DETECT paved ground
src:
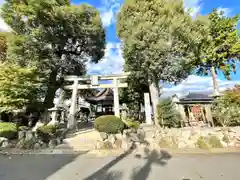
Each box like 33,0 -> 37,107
1,149 -> 240,180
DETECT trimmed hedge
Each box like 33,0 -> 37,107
94,115 -> 125,134
36,124 -> 58,142
0,122 -> 17,139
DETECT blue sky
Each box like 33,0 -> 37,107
0,0 -> 240,97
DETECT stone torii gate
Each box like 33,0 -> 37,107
64,73 -> 130,129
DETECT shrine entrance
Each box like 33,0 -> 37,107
63,73 -> 129,129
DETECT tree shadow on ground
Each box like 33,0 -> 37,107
84,147 -> 134,180
131,148 -> 172,180
84,145 -> 172,180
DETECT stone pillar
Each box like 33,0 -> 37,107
113,78 -> 120,117
178,104 -> 187,127
50,110 -> 58,125
205,104 -> 214,127
144,93 -> 152,125
68,79 -> 78,129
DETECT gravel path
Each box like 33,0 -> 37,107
1,149 -> 240,180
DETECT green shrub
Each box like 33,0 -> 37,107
196,136 -> 210,149
208,136 -> 223,148
36,124 -> 58,142
0,122 -> 17,139
124,119 -> 140,129
94,115 -> 125,134
157,98 -> 182,128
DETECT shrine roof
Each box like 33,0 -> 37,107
85,88 -> 113,104
178,93 -> 213,104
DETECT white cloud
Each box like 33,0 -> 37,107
184,0 -> 203,17
162,75 -> 240,98
87,42 -> 124,75
217,7 -> 232,17
99,0 -> 122,27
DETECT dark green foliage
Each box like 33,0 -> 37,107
0,122 -> 17,139
36,124 -> 58,142
0,63 -> 41,112
212,87 -> 240,127
196,9 -> 240,79
208,136 -> 223,148
157,98 -> 181,128
1,0 -> 106,109
94,115 -> 125,134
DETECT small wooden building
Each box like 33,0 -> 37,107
173,93 -> 215,127
86,89 -> 114,117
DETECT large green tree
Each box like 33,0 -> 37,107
196,9 -> 240,95
1,0 -> 106,108
117,0 -> 205,124
0,63 -> 41,112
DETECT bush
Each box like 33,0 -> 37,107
157,98 -> 181,128
208,136 -> 223,148
94,115 -> 125,134
124,118 -> 140,130
36,124 -> 58,142
0,122 -> 17,139
196,136 -> 210,149
212,87 -> 240,127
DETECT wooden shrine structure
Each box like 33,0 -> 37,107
85,88 -> 114,117
173,93 -> 215,127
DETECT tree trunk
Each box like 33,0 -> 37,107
149,78 -> 160,126
43,69 -> 59,109
210,66 -> 220,96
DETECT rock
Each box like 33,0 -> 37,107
178,140 -> 188,149
1,140 -> 9,148
121,137 -> 132,150
95,140 -> 113,150
220,141 -> 228,148
99,132 -> 108,141
95,140 -> 104,149
41,143 -> 48,149
18,131 -> 26,140
113,139 -> 122,149
25,131 -> 35,141
181,130 -> 191,140
186,140 -> 196,148
108,134 -> 116,145
0,137 -> 8,146
137,128 -> 145,142
227,141 -> 235,148
56,137 -> 61,145
49,139 -> 58,149
15,139 -> 25,149
34,143 -> 41,149
115,133 -> 123,140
